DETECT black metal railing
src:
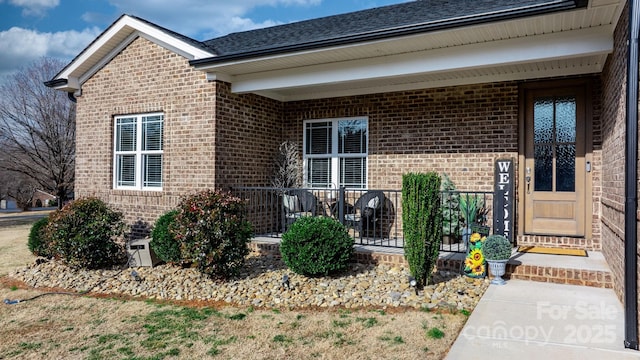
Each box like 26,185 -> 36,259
233,187 -> 402,248
233,187 -> 493,253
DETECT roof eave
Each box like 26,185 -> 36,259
43,78 -> 68,89
46,14 -> 214,91
191,0 -> 586,68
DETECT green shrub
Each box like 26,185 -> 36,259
460,194 -> 484,228
173,189 -> 253,279
402,172 -> 442,286
440,174 -> 460,237
482,235 -> 512,260
280,216 -> 353,276
150,210 -> 181,264
45,197 -> 126,269
28,217 -> 51,257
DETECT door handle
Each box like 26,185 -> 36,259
526,167 -> 531,194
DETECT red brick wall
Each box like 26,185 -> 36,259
600,2 -> 629,305
283,83 -> 519,192
213,82 -> 283,189
76,37 -> 217,234
76,37 -> 284,236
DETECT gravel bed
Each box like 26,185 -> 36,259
9,255 -> 489,310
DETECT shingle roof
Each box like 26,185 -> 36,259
201,0 -> 586,58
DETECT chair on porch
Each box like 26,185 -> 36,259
344,190 -> 386,237
282,189 -> 319,228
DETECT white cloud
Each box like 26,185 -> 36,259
9,0 -> 59,17
0,0 -> 324,83
106,0 -> 322,38
0,26 -> 101,79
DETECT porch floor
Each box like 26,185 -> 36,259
250,237 -> 614,288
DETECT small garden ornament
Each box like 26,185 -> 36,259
463,233 -> 487,278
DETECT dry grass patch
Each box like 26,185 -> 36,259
0,224 -> 36,276
0,284 -> 467,359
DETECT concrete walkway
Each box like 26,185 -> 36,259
447,279 -> 640,359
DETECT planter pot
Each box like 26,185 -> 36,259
461,227 -> 472,245
443,235 -> 459,245
486,259 -> 509,285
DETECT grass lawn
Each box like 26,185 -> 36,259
0,220 -> 470,359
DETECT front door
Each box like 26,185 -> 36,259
523,85 -> 588,236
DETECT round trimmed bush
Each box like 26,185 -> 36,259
482,234 -> 512,260
28,217 -> 51,257
280,216 -> 354,276
173,189 -> 253,279
150,210 -> 181,264
45,197 -> 126,269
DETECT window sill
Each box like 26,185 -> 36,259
111,189 -> 163,197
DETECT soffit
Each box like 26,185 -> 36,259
197,0 -> 622,101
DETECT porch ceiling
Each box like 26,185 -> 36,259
196,0 -> 622,102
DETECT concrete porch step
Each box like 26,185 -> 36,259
437,250 -> 613,288
353,245 -> 614,289
505,250 -> 613,288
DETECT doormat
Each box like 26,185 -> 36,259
517,246 -> 588,257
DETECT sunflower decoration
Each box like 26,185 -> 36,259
463,233 -> 487,278
469,232 -> 487,244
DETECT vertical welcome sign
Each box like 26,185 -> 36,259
493,158 -> 514,243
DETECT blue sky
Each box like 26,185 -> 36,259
0,0 -> 411,81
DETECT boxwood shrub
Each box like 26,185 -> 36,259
482,234 -> 512,260
150,209 -> 181,264
280,216 -> 353,276
45,197 -> 126,269
173,189 -> 253,279
28,217 -> 51,258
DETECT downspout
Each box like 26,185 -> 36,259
67,91 -> 77,103
625,0 -> 640,351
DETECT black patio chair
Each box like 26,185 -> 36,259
344,190 -> 385,237
282,189 -> 319,228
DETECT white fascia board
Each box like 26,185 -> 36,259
56,15 -> 213,85
229,25 -> 612,94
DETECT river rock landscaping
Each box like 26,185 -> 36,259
9,255 -> 489,311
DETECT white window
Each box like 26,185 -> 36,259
114,113 -> 164,190
303,117 -> 368,189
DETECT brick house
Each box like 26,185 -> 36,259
45,0 -> 640,347
32,189 -> 56,208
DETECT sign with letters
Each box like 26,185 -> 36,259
493,158 -> 514,243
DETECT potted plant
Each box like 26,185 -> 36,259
459,194 -> 484,243
482,234 -> 512,285
441,174 -> 460,244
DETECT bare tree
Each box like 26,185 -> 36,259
8,173 -> 36,210
271,141 -> 301,188
0,57 -> 75,208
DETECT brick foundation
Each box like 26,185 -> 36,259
249,241 -> 613,288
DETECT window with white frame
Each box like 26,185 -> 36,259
303,117 -> 368,189
114,113 -> 164,190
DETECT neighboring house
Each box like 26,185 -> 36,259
45,0 -> 639,346
0,197 -> 17,210
31,189 -> 56,208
